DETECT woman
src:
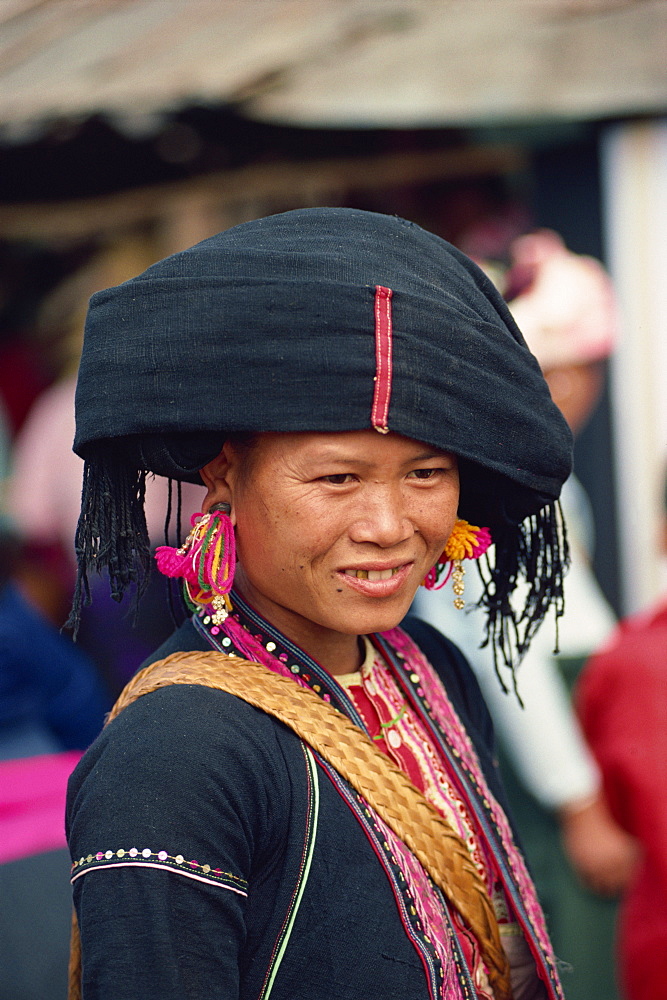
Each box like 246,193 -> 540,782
66,208 -> 572,1000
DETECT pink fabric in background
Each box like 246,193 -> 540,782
0,751 -> 81,864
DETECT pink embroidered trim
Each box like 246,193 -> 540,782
384,627 -> 558,969
371,285 -> 393,433
371,812 -> 462,997
364,654 -> 490,886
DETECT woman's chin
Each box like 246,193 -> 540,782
333,592 -> 418,637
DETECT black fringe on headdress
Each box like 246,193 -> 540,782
475,501 -> 570,698
164,478 -> 188,628
66,449 -> 151,636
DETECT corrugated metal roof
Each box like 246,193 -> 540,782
0,0 -> 665,129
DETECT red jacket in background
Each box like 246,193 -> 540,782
577,600 -> 667,1000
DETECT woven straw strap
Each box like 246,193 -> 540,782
69,650 -> 511,1000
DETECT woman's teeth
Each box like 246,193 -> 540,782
345,568 -> 399,581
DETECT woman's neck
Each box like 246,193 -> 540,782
230,585 -> 364,676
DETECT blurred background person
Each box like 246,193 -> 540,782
0,393 -> 109,1000
6,239 -> 205,697
576,468 -> 667,1000
414,229 -> 637,1000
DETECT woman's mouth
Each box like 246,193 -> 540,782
343,568 -> 400,581
338,563 -> 413,596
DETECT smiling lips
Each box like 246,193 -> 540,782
338,563 -> 413,597
344,567 -> 401,581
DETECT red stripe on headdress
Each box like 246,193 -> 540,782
371,285 -> 393,433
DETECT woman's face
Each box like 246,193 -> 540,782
201,430 -> 459,665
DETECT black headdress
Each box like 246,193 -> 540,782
70,208 -> 572,678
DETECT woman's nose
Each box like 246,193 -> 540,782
348,488 -> 414,547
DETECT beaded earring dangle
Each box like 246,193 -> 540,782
422,519 -> 492,609
155,502 -> 236,622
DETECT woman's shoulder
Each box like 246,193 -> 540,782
119,677 -> 286,736
88,618 -> 299,793
66,681 -> 298,850
74,681 -> 294,785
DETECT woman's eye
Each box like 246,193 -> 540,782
321,473 -> 354,485
408,468 -> 439,480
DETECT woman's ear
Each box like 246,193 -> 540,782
199,445 -> 234,514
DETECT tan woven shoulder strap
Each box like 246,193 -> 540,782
70,651 -> 511,1000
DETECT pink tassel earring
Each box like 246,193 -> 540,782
155,502 -> 236,621
423,519 -> 492,608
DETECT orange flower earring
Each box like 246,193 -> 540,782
422,519 -> 492,608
